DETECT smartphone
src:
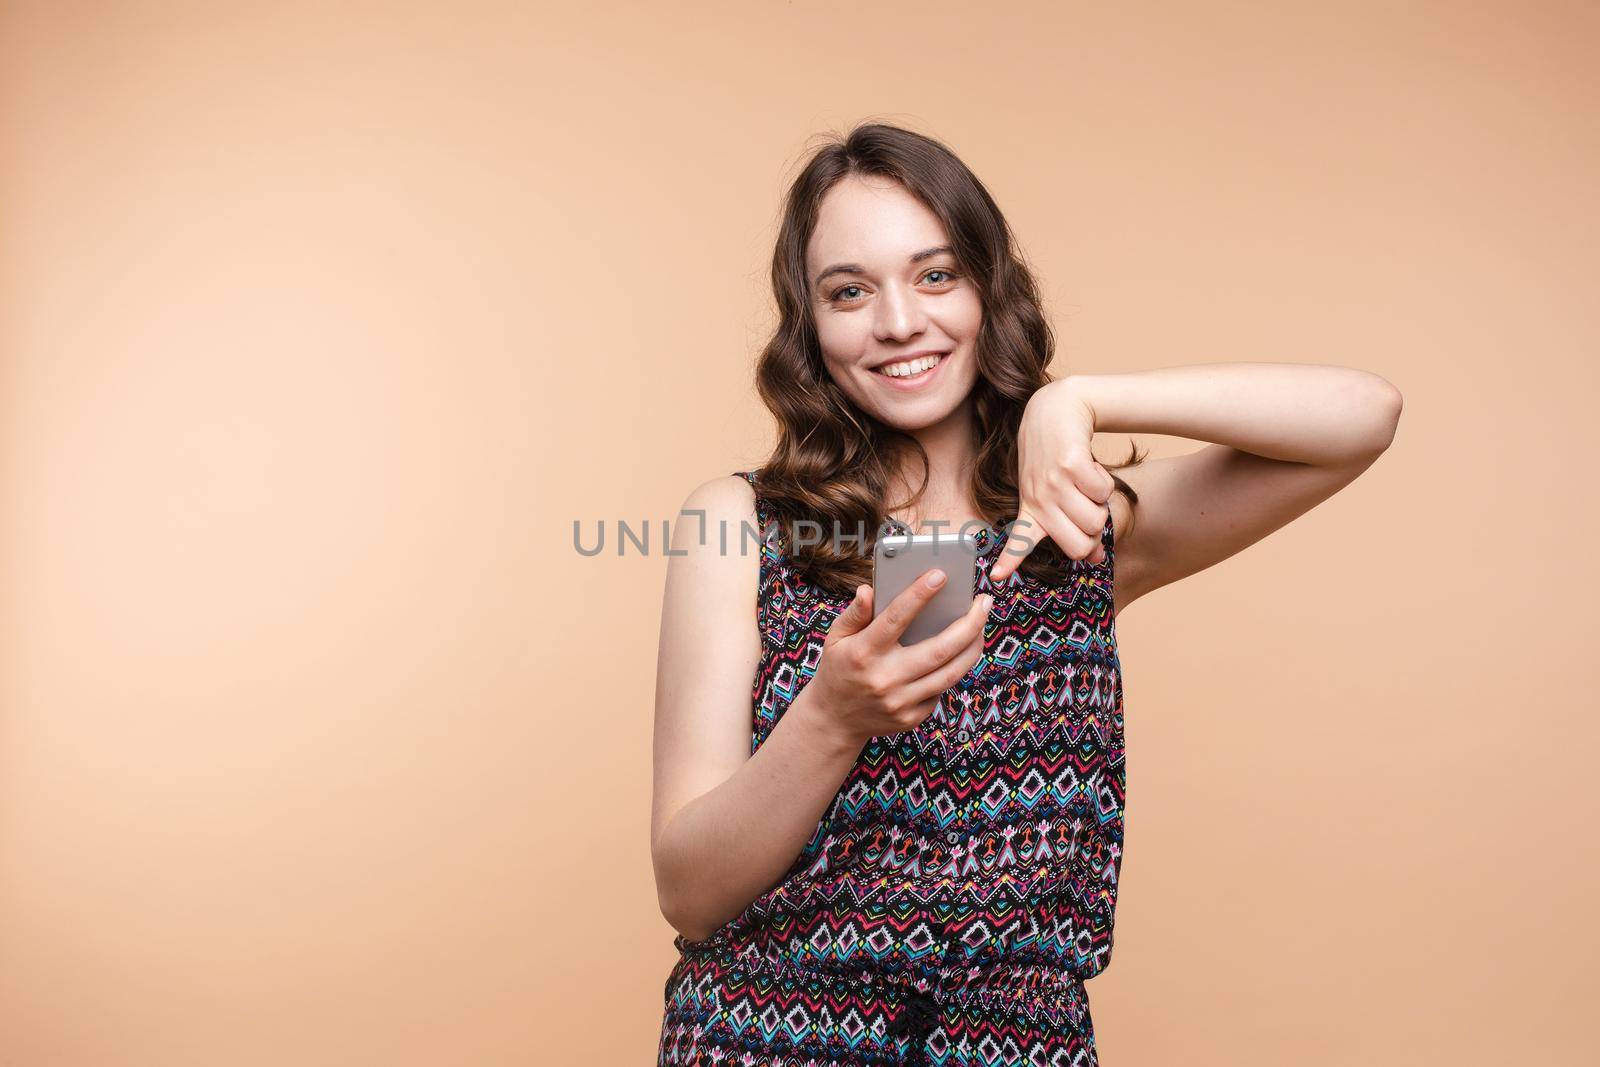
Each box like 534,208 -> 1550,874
872,530 -> 981,646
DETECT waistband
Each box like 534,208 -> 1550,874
670,934 -> 1093,1033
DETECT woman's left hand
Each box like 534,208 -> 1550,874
989,379 -> 1116,583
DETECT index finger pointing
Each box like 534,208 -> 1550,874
988,510 -> 1040,584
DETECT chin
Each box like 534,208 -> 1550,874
868,395 -> 965,432
865,371 -> 975,427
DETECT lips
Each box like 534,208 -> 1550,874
871,350 -> 950,391
871,350 -> 950,375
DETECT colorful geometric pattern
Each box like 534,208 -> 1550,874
659,470 -> 1126,1066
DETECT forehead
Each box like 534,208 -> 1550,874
806,175 -> 950,271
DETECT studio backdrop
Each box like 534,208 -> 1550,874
1,2 -> 1595,1065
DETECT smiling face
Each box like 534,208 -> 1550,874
805,174 -> 983,434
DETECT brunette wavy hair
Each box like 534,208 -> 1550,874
750,121 -> 1146,597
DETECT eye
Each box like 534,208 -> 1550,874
827,269 -> 960,304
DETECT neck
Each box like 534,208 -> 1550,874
887,400 -> 979,527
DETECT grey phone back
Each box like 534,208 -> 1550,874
871,531 -> 980,646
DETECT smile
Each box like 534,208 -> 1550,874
872,352 -> 948,389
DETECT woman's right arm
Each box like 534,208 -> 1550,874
649,474 -> 864,943
650,474 -> 991,943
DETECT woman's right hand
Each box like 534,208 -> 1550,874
799,568 -> 993,748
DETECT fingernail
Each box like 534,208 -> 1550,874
926,570 -> 946,588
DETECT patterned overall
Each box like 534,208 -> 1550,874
658,469 -> 1126,1067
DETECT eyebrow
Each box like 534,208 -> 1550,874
813,245 -> 955,290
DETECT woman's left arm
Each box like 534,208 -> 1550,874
993,362 -> 1404,611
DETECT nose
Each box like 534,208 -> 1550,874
872,282 -> 929,343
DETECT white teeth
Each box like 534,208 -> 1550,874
876,353 -> 944,378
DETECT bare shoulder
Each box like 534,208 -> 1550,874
681,471 -> 755,511
661,473 -> 764,625
670,473 -> 761,559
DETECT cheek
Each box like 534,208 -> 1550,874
815,326 -> 869,376
945,292 -> 984,337
814,317 -> 866,359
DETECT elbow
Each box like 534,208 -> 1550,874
657,884 -> 717,944
1379,378 -> 1404,430
653,843 -> 710,944
1356,376 -> 1404,457
655,854 -> 733,944
652,804 -> 741,944
664,910 -> 716,946
653,849 -> 685,935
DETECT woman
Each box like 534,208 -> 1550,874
651,123 -> 1402,1067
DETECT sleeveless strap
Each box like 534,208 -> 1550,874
732,469 -> 785,552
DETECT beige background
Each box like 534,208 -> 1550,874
2,1 -> 1596,1064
